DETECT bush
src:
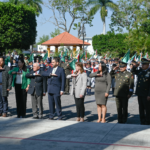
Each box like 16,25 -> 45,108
0,2 -> 37,51
92,32 -> 128,57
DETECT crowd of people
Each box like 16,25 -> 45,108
0,51 -> 150,125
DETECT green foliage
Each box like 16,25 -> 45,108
50,28 -> 61,38
0,2 -> 37,51
37,35 -> 50,45
8,0 -> 43,16
92,32 -> 128,57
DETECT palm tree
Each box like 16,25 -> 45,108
87,0 -> 118,35
23,0 -> 43,16
7,0 -> 43,16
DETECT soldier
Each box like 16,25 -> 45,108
131,58 -> 150,125
110,61 -> 134,123
60,56 -> 72,94
24,56 -> 29,66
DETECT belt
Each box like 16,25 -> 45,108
0,83 -> 2,85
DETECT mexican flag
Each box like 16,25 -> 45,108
43,52 -> 48,61
61,51 -> 68,62
122,50 -> 130,63
137,53 -> 142,61
28,53 -> 34,62
130,53 -> 137,61
69,59 -> 77,70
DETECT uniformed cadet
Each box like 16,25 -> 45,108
28,61 -> 33,72
131,58 -> 150,125
110,61 -> 134,123
60,56 -> 72,94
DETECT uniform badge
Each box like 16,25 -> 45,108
145,72 -> 150,78
125,75 -> 129,78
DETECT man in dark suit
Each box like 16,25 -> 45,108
27,61 -> 33,72
0,55 -> 12,117
40,60 -> 46,71
26,63 -> 47,119
42,57 -> 65,120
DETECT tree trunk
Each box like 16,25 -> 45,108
102,17 -> 106,35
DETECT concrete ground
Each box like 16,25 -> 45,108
0,118 -> 150,150
0,87 -> 147,150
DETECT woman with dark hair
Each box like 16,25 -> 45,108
9,59 -> 30,118
89,61 -> 111,123
67,62 -> 87,122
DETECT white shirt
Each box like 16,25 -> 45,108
16,70 -> 22,84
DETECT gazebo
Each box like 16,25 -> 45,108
41,32 -> 90,57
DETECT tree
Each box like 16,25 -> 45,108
50,28 -> 61,38
7,0 -> 43,16
23,0 -> 43,16
37,35 -> 50,45
92,32 -> 128,57
110,0 -> 150,53
87,0 -> 118,35
44,0 -> 93,37
0,2 -> 37,50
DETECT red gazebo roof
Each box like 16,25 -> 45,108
41,32 -> 90,46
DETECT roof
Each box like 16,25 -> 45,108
41,32 -> 91,46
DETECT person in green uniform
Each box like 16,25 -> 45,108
110,61 -> 134,123
131,58 -> 150,125
60,56 -> 72,94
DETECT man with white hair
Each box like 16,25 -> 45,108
26,63 -> 47,119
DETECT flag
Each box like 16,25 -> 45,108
69,59 -> 77,70
43,52 -> 48,61
28,53 -> 34,62
137,53 -> 142,61
122,50 -> 130,63
130,53 -> 137,61
77,53 -> 80,62
144,52 -> 149,59
80,52 -> 85,62
61,51 -> 68,62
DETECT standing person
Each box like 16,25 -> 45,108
67,62 -> 87,122
28,61 -> 33,72
8,59 -> 30,118
0,56 -> 12,117
11,59 -> 17,70
131,58 -> 150,125
60,56 -> 72,94
24,56 -> 29,66
89,61 -> 111,123
110,61 -> 134,123
42,58 -> 65,120
26,63 -> 47,119
85,63 -> 93,96
40,60 -> 46,71
14,51 -> 19,63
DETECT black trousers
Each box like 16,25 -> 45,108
15,84 -> 27,118
74,96 -> 85,118
138,96 -> 150,125
115,96 -> 128,123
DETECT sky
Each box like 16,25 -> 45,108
36,0 -> 123,43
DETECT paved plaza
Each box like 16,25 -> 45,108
0,87 -> 148,150
7,87 -> 140,124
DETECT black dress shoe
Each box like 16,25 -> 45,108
49,118 -> 53,120
57,118 -> 62,120
33,117 -> 39,119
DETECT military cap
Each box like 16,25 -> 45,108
131,60 -> 138,64
25,56 -> 27,58
114,58 -> 119,61
112,64 -> 117,67
119,61 -> 127,67
141,58 -> 150,64
65,56 -> 69,59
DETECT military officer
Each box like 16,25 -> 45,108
60,56 -> 72,94
110,61 -> 134,123
131,58 -> 150,125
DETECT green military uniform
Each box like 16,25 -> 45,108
110,61 -> 134,123
60,57 -> 72,93
131,58 -> 150,125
